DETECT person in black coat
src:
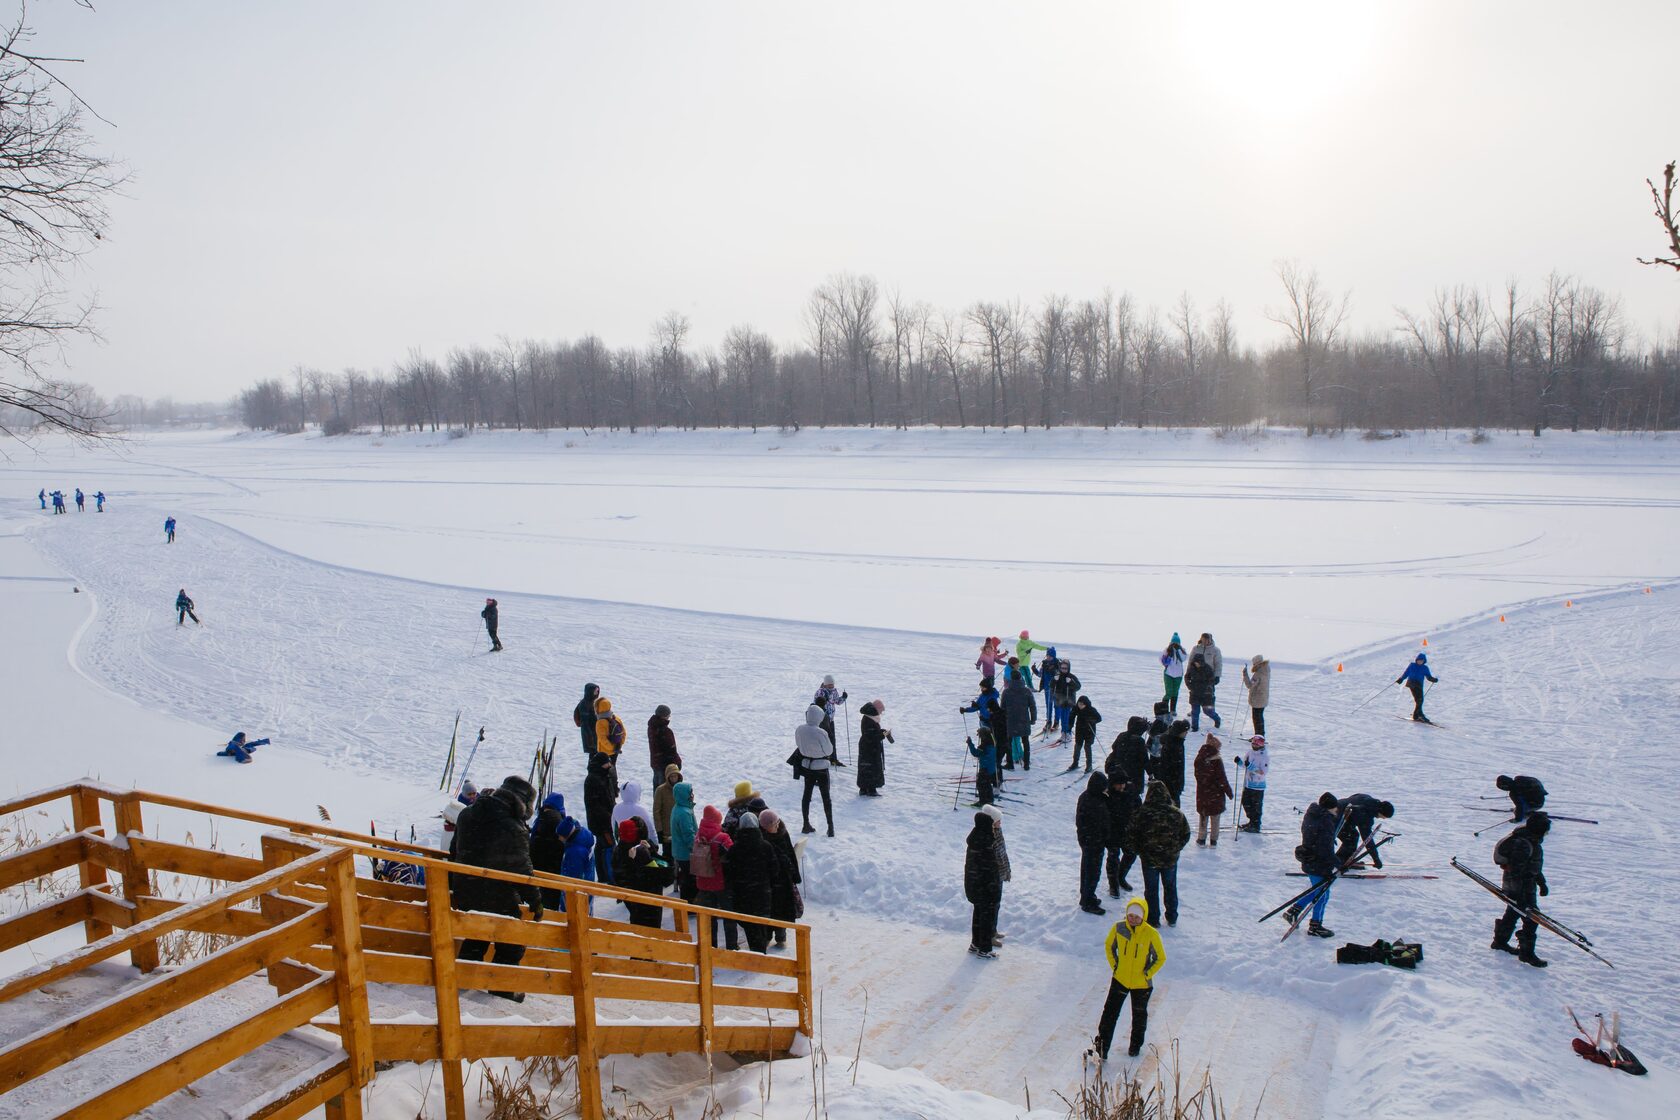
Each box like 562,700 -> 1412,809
1068,697 -> 1103,773
1185,653 -> 1220,732
1104,772 -> 1140,897
452,775 -> 543,996
574,683 -> 601,754
1333,794 -> 1395,866
1075,773 -> 1110,914
1148,720 -> 1189,806
1495,774 -> 1547,822
1000,673 -> 1038,771
760,809 -> 802,948
480,597 -> 503,652
1492,812 -> 1551,967
1104,716 -> 1150,791
725,812 -> 776,953
1283,792 -> 1340,938
612,819 -> 674,928
583,752 -> 619,884
856,701 -> 892,795
964,806 -> 1005,957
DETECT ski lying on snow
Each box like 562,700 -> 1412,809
1286,872 -> 1438,880
1393,716 -> 1446,729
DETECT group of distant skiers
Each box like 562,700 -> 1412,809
37,487 -> 105,514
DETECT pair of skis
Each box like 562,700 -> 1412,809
437,712 -> 486,798
1448,858 -> 1612,968
1567,1007 -> 1646,1075
528,730 -> 557,798
1260,829 -> 1397,942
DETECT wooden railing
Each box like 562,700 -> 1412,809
0,781 -> 814,1120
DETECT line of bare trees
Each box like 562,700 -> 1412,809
236,266 -> 1680,438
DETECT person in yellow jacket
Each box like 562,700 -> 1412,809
1089,896 -> 1166,1062
594,697 -> 627,757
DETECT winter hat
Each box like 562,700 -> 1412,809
458,780 -> 479,804
595,697 -> 612,713
1249,735 -> 1266,748
701,805 -> 723,827
1170,632 -> 1181,644
822,674 -> 836,687
738,812 -> 761,831
618,819 -> 640,843
980,675 -> 995,689
1495,775 -> 1514,790
1317,792 -> 1339,810
734,780 -> 757,801
1047,646 -> 1058,659
486,597 -> 496,605
654,704 -> 671,719
1524,812 -> 1551,837
541,791 -> 566,815
442,802 -> 463,826
499,775 -> 538,818
1153,700 -> 1169,716
871,699 -> 885,714
1125,899 -> 1146,921
759,809 -> 782,833
1020,630 -> 1030,639
978,804 -> 1003,824
1172,719 -> 1191,734
1252,654 -> 1265,667
1377,801 -> 1395,817
1203,733 -> 1221,749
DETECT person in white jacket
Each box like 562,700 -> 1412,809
1159,634 -> 1188,713
1191,634 -> 1223,684
611,781 -> 658,846
795,704 -> 835,836
1241,655 -> 1271,737
1235,736 -> 1269,833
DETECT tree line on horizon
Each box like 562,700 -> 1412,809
231,265 -> 1679,439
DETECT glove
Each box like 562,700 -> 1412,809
965,736 -> 974,747
1539,881 -> 1548,897
530,903 -> 545,922
841,691 -> 848,700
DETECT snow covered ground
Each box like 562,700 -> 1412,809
2,427 -> 1676,1119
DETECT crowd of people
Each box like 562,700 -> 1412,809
36,487 -> 106,514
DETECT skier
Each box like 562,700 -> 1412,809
1128,781 -> 1190,928
452,775 -> 543,997
1034,647 -> 1060,733
1235,735 -> 1269,832
814,675 -> 847,749
1067,695 -> 1102,773
1191,633 -> 1223,684
959,676 -> 1003,750
1396,653 -> 1438,722
164,515 -> 176,543
74,488 -> 84,511
1185,652 -> 1221,732
724,812 -> 775,953
669,781 -> 697,900
175,588 -> 200,626
690,806 -> 738,950
1104,716 -> 1149,792
651,764 -> 683,864
966,728 -> 999,806
1193,734 -> 1234,845
610,780 -> 658,848
1105,772 -> 1140,897
760,809 -> 802,949
855,700 -> 891,795
1015,628 -> 1049,671
612,819 -> 672,929
1076,773 -> 1111,914
964,804 -> 1006,958
37,488 -> 44,509
1282,792 -> 1341,938
480,597 -> 503,652
1491,812 -> 1552,967
795,704 -> 835,835
583,752 -> 619,884
573,684 -> 601,754
530,792 -> 569,909
1495,774 -> 1548,822
593,696 -> 627,758
1148,719 -> 1189,806
1333,794 -> 1395,867
95,491 -> 105,512
1089,898 -> 1166,1062
1000,671 -> 1037,771
975,636 -> 1006,679
1159,634 -> 1187,713
646,705 -> 682,790
1241,654 -> 1270,737
1051,659 -> 1082,744
217,731 -> 270,763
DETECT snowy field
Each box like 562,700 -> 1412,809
2,426 -> 1677,1119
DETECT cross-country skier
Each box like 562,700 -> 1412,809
1495,774 -> 1548,822
1128,781 -> 1190,928
967,728 -> 1000,806
856,700 -> 891,795
795,704 -> 835,834
37,488 -> 44,509
1334,794 -> 1395,867
164,515 -> 176,542
1282,792 -> 1341,938
480,597 -> 503,652
74,488 -> 84,511
1234,735 -> 1269,832
1491,812 -> 1552,967
1160,634 -> 1187,713
1193,734 -> 1233,845
1034,647 -> 1060,733
94,491 -> 105,512
1185,652 -> 1221,732
960,676 -> 1002,744
574,684 -> 601,754
1241,654 -> 1270,736
1000,671 -> 1037,772
1051,659 -> 1082,744
815,675 -> 847,748
1068,696 -> 1102,773
1396,654 -> 1438,722
646,705 -> 682,790
965,804 -> 1007,958
175,588 -> 200,626
1076,773 -> 1111,914
217,731 -> 270,763
1088,897 -> 1166,1062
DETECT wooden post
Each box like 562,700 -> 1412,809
795,925 -> 814,1039
324,851 -> 375,1089
567,888 -> 604,1120
324,1090 -> 365,1120
695,909 -> 715,1062
69,786 -> 112,943
671,903 -> 689,937
425,871 -> 468,1120
111,796 -> 158,973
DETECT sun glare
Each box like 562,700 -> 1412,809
1172,1 -> 1381,118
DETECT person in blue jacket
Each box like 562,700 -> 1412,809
966,727 -> 1000,805
218,731 -> 270,763
95,491 -> 105,512
1034,647 -> 1060,733
74,488 -> 84,511
164,516 -> 177,543
1396,654 -> 1439,722
557,815 -> 596,913
37,489 -> 45,509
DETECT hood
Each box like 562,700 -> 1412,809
560,817 -> 593,851
1194,739 -> 1222,761
1125,895 -> 1149,923
1251,654 -> 1266,669
595,697 -> 612,714
1416,654 -> 1428,664
805,705 -> 825,726
648,712 -> 669,729
701,805 -> 723,828
620,781 -> 643,806
583,683 -> 599,699
1127,715 -> 1149,734
1144,781 -> 1173,807
1047,646 -> 1058,659
859,702 -> 879,717
541,792 -> 566,815
1086,773 -> 1109,797
674,782 -> 694,808
664,763 -> 683,783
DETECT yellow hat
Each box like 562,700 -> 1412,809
734,780 -> 756,800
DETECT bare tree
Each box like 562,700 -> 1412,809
1266,262 -> 1350,435
931,310 -> 967,428
1638,161 -> 1680,272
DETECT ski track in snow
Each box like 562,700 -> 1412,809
18,493 -> 1680,1119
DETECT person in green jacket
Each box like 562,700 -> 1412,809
1089,896 -> 1166,1062
1016,630 -> 1052,731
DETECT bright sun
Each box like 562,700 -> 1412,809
1172,1 -> 1382,118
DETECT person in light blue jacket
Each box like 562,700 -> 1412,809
670,781 -> 698,900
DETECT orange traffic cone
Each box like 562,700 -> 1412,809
1422,638 -> 1428,646
1499,614 -> 1505,622
1336,663 -> 1343,672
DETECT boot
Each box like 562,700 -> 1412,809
1307,920 -> 1334,938
1282,905 -> 1301,925
1517,932 -> 1548,968
801,821 -> 816,834
1491,915 -> 1518,955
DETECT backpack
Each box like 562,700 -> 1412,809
1336,938 -> 1422,970
689,835 -> 719,881
605,714 -> 627,751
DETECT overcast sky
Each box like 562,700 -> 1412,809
30,0 -> 1680,400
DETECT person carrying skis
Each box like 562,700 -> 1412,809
1000,671 -> 1037,772
964,804 -> 1006,958
1160,634 -> 1187,713
1334,794 -> 1395,867
795,704 -> 836,835
815,675 -> 847,749
1076,773 -> 1111,915
175,588 -> 200,626
1235,735 -> 1269,832
1051,659 -> 1082,744
95,491 -> 105,512
967,727 -> 1000,806
1491,812 -> 1552,967
1068,695 -> 1102,773
1241,654 -> 1270,737
593,696 -> 627,758
480,597 -> 503,652
217,731 -> 270,763
1185,653 -> 1221,732
1283,792 -> 1341,938
1396,653 -> 1438,722
646,705 -> 682,790
74,488 -> 84,511
855,700 -> 892,795
573,684 -> 601,754
164,515 -> 176,542
452,775 -> 543,995
1495,774 -> 1548,822
1193,734 -> 1234,845
1034,647 -> 1060,733
1089,897 -> 1166,1062
975,636 -> 1006,679
583,752 -> 619,884
1128,781 -> 1190,928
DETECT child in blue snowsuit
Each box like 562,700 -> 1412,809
557,815 -> 596,913
219,732 -> 270,763
95,491 -> 105,512
74,488 -> 84,511
1396,654 -> 1439,722
967,728 -> 1000,805
37,489 -> 45,509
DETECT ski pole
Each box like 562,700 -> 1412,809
952,712 -> 971,812
1232,758 -> 1246,843
438,711 -> 462,790
845,696 -> 854,766
1350,680 -> 1398,714
457,727 -> 485,796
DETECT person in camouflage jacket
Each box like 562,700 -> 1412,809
1125,781 -> 1190,927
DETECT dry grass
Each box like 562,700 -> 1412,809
1060,1041 -> 1234,1120
0,810 -> 77,915
479,1055 -> 579,1119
